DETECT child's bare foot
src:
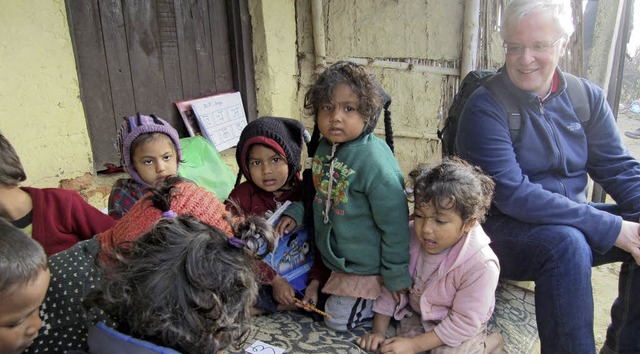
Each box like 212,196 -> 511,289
485,332 -> 503,354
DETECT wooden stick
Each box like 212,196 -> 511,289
293,298 -> 331,318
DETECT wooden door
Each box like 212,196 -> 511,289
65,0 -> 256,170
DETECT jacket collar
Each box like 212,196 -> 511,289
496,65 -> 567,106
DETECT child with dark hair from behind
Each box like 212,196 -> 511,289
277,61 -> 412,331
357,157 -> 502,354
0,132 -> 115,256
108,113 -> 183,220
226,116 -> 329,316
28,177 -> 239,353
0,218 -> 49,354
79,214 -> 275,354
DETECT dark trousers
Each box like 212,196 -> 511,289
482,203 -> 639,354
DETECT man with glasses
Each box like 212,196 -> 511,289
457,0 -> 640,353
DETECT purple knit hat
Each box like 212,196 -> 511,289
116,113 -> 182,187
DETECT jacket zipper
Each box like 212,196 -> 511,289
539,97 -> 568,196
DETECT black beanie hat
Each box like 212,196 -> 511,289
235,116 -> 310,185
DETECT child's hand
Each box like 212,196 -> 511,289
274,216 -> 297,236
299,279 -> 320,310
356,332 -> 386,352
379,337 -> 419,354
272,275 -> 295,306
391,286 -> 411,303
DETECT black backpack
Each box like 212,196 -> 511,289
438,69 -> 590,157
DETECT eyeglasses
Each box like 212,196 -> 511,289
503,37 -> 564,56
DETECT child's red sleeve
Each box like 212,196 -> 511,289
70,192 -> 117,239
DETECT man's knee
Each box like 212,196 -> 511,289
517,225 -> 592,273
522,226 -> 594,294
540,225 -> 593,266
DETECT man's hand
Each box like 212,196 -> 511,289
615,220 -> 640,265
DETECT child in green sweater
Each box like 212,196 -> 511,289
278,61 -> 411,331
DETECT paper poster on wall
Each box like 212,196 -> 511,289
188,92 -> 248,151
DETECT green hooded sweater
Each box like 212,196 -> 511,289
285,133 -> 411,292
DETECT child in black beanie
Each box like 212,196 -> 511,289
226,116 -> 329,317
228,116 -> 308,218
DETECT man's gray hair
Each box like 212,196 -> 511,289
500,0 -> 575,40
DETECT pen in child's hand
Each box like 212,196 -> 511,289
293,297 -> 331,318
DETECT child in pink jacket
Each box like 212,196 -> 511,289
357,158 -> 502,354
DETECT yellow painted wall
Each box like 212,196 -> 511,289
249,0 -> 299,119
0,0 -> 93,187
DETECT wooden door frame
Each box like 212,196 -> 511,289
228,0 -> 256,123
65,0 -> 256,172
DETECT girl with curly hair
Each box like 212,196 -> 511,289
277,61 -> 411,331
358,158 -> 502,354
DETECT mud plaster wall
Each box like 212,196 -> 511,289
0,0 -> 94,188
293,0 -> 504,174
249,0 -> 299,119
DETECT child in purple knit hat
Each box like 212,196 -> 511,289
107,113 -> 183,220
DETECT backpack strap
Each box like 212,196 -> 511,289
483,75 -> 522,140
565,73 -> 590,123
484,72 -> 591,141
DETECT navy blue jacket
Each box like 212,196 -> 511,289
457,67 -> 640,253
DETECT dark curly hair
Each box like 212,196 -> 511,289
0,132 -> 27,186
301,61 -> 395,234
85,214 -> 275,354
304,61 -> 382,124
406,157 -> 495,223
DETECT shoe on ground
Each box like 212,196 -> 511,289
624,128 -> 640,139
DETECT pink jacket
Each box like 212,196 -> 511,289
373,221 -> 500,347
